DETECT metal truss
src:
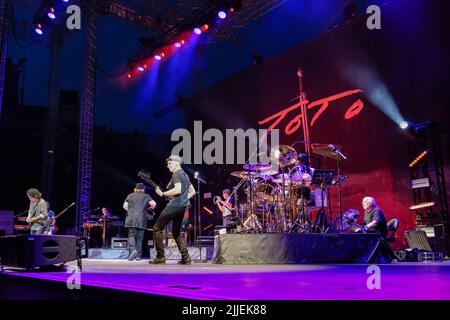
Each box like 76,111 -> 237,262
75,2 -> 97,236
0,0 -> 10,119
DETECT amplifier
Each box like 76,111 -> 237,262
111,237 -> 128,249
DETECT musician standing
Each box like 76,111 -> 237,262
25,188 -> 48,234
44,201 -> 56,235
123,183 -> 157,261
215,189 -> 235,228
151,155 -> 196,265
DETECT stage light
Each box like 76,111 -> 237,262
48,7 -> 56,19
63,0 -> 69,2
154,54 -> 162,61
127,73 -> 132,79
399,121 -> 409,130
174,42 -> 181,48
181,40 -> 185,45
161,52 -> 165,57
137,66 -> 145,72
408,150 -> 429,168
218,11 -> 227,19
409,202 -> 435,210
399,120 -> 418,141
204,24 -> 209,30
194,27 -> 202,35
194,171 -> 199,178
35,23 -> 43,35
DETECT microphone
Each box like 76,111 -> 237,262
328,144 -> 347,160
194,172 -> 207,184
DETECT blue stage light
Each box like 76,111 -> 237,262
218,11 -> 227,19
194,27 -> 202,35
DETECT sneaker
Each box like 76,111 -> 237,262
128,250 -> 138,261
135,257 -> 142,261
149,257 -> 166,264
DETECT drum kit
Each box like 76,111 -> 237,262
229,143 -> 355,234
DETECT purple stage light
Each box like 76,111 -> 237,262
194,27 -> 202,35
137,66 -> 145,72
218,11 -> 227,19
174,42 -> 181,48
154,55 -> 162,61
48,7 -> 56,19
35,28 -> 43,35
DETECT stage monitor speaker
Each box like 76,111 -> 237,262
0,234 -> 77,270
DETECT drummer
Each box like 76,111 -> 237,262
214,189 -> 236,228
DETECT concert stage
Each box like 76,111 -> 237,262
212,233 -> 390,264
1,259 -> 450,300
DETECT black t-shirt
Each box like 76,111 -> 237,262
364,207 -> 387,237
167,169 -> 191,208
124,192 -> 153,229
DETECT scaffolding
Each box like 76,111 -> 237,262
0,0 -> 9,119
75,3 -> 97,236
408,121 -> 449,254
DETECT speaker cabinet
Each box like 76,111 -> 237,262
0,234 -> 77,270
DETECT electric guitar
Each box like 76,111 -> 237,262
138,169 -> 170,201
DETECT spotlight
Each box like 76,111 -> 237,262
204,24 -> 209,30
127,73 -> 132,79
137,66 -> 145,72
399,121 -> 410,130
194,27 -> 202,35
35,23 -> 43,35
218,11 -> 227,19
399,120 -> 417,141
174,42 -> 181,48
63,0 -> 69,2
48,7 -> 56,19
154,54 -> 162,61
194,171 -> 199,178
180,40 -> 185,45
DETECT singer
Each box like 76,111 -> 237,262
151,155 -> 196,265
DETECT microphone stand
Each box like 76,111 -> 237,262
194,175 -> 207,262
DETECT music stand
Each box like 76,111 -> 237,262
311,169 -> 336,233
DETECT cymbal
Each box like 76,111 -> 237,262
271,145 -> 298,167
243,162 -> 272,171
311,143 -> 343,160
230,171 -> 252,179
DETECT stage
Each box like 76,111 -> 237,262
1,259 -> 450,300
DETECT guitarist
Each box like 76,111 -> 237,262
151,155 -> 196,265
25,188 -> 48,234
123,183 -> 157,261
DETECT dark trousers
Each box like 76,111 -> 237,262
153,206 -> 189,260
128,228 -> 145,258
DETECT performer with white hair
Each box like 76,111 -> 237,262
362,196 -> 388,237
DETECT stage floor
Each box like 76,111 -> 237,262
2,259 -> 450,300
